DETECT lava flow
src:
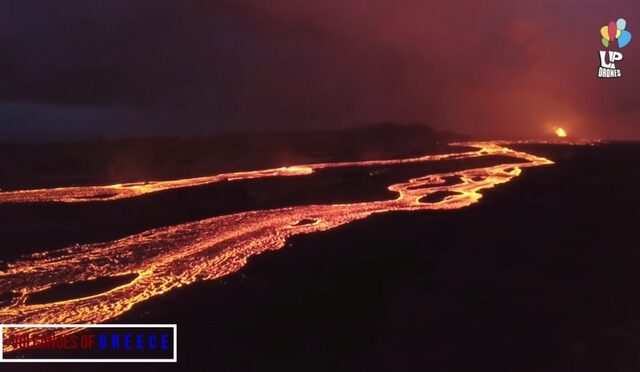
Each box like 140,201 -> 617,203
0,142 -> 555,351
0,143 -> 502,204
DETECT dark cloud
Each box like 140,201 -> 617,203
1,0 -> 639,140
0,103 -> 145,140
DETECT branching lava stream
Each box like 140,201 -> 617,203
0,142 -> 557,351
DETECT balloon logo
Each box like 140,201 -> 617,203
601,18 -> 632,48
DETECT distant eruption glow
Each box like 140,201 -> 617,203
0,141 -> 566,352
555,127 -> 567,138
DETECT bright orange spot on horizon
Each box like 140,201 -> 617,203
555,127 -> 567,138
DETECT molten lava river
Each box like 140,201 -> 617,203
0,141 -> 560,350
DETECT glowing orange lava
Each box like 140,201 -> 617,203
0,141 -> 565,351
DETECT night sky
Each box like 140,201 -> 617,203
1,1 -> 639,140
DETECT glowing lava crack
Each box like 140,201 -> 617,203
0,142 -> 555,351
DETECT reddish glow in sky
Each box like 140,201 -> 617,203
0,1 -> 638,139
